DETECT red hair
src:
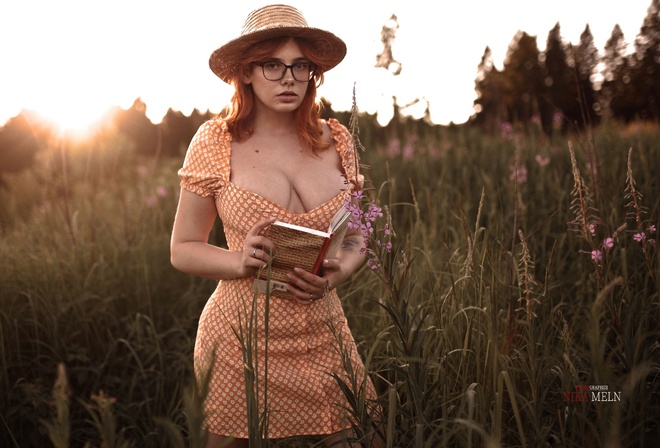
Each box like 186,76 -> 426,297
220,37 -> 331,153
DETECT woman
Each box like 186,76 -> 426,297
170,5 -> 377,447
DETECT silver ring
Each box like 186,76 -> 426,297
309,293 -> 314,301
252,248 -> 257,258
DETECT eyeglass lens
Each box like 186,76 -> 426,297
259,61 -> 315,81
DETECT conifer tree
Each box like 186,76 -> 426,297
574,25 -> 600,125
474,46 -> 507,132
629,0 -> 659,119
542,22 -> 579,132
601,25 -> 635,120
502,32 -> 544,125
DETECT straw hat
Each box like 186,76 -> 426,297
209,4 -> 346,83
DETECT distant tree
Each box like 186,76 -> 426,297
601,25 -> 637,121
114,98 -> 159,156
629,0 -> 660,119
0,112 -> 50,187
573,25 -> 600,125
541,22 -> 581,133
502,31 -> 544,124
159,108 -> 214,157
160,109 -> 194,157
473,46 -> 508,132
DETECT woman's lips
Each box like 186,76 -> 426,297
277,91 -> 298,102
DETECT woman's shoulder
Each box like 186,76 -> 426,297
321,118 -> 353,152
178,117 -> 231,196
194,116 -> 232,142
321,118 -> 362,188
324,117 -> 349,140
183,116 -> 232,169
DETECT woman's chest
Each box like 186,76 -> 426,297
229,143 -> 346,214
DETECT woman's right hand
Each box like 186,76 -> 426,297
238,218 -> 277,277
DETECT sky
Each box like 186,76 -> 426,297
0,0 -> 652,130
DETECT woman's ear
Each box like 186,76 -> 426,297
241,67 -> 252,85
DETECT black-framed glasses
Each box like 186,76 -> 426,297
255,61 -> 317,82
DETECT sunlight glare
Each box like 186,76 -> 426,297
36,102 -> 114,137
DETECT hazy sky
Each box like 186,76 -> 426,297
0,0 -> 652,129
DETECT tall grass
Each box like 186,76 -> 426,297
1,119 -> 658,447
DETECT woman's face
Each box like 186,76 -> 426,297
243,38 -> 314,115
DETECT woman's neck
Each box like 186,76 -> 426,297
251,109 -> 298,136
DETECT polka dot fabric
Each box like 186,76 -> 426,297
178,118 -> 374,438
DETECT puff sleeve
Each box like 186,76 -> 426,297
178,119 -> 231,198
327,118 -> 364,191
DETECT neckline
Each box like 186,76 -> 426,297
226,181 -> 348,217
224,118 -> 350,217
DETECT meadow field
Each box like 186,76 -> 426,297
0,116 -> 658,447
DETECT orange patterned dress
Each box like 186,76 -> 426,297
178,117 -> 375,438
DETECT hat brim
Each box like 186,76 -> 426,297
209,27 -> 346,83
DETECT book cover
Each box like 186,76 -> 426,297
253,209 -> 351,298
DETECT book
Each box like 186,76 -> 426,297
253,209 -> 352,298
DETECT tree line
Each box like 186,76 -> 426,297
1,0 -> 658,184
472,0 -> 659,134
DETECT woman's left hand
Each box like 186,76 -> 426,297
287,230 -> 366,305
286,258 -> 347,305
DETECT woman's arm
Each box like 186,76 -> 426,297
170,188 -> 275,280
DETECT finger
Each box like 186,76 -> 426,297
244,218 -> 277,257
321,258 -> 340,273
251,218 -> 276,236
291,289 -> 322,305
290,269 -> 325,295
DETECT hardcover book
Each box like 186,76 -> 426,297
253,209 -> 352,298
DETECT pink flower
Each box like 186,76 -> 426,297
648,225 -> 656,233
588,224 -> 597,235
509,164 -> 528,184
403,143 -> 414,161
386,242 -> 392,252
387,138 -> 401,157
603,237 -> 614,250
535,154 -> 550,167
500,122 -> 514,140
634,233 -> 646,242
156,186 -> 168,198
553,112 -> 564,127
591,250 -> 602,261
